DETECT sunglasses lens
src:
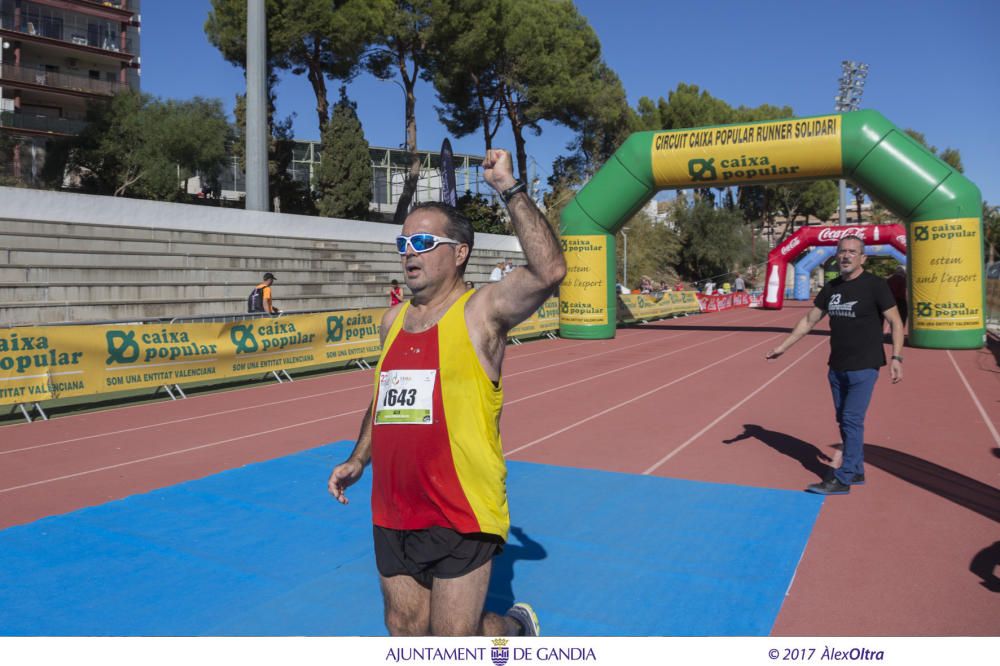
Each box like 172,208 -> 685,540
395,237 -> 408,253
409,234 -> 434,252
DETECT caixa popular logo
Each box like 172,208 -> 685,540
105,330 -> 141,364
914,226 -> 930,242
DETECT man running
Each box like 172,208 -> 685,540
766,235 -> 904,495
328,149 -> 565,635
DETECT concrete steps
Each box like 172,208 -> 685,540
0,215 -> 519,325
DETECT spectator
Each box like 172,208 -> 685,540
734,274 -> 746,292
503,258 -> 515,276
247,272 -> 280,315
490,261 -> 504,282
765,235 -> 904,495
465,280 -> 475,290
389,279 -> 404,306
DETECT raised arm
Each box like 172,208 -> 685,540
476,149 -> 566,333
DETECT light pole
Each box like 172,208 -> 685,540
245,0 -> 269,211
621,227 -> 630,289
835,60 -> 868,225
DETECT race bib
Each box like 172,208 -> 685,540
375,369 -> 436,425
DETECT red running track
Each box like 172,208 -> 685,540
1,303 -> 997,635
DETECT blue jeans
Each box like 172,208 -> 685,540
827,368 -> 879,484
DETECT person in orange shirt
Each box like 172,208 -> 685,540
328,149 -> 565,637
247,272 -> 280,314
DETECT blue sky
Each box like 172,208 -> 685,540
142,0 -> 999,203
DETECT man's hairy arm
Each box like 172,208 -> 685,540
475,150 -> 566,334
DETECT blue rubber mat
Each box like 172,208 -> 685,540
0,441 -> 822,636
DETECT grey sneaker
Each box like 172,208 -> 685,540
506,602 -> 540,636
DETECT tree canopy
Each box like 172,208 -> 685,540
315,89 -> 373,220
43,91 -> 230,201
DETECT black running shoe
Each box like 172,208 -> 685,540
806,478 -> 851,495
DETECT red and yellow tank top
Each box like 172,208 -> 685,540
370,289 -> 509,539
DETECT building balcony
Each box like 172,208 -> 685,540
0,110 -> 85,135
0,63 -> 122,96
0,14 -> 136,61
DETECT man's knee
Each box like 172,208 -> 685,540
430,612 -> 482,636
385,606 -> 430,636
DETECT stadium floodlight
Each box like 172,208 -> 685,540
835,60 -> 869,223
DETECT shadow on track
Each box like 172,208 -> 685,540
485,525 -> 547,614
970,541 -> 1000,593
864,445 -> 1000,523
722,424 -> 833,481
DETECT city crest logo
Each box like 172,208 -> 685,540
491,637 -> 509,666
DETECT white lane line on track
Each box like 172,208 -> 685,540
503,333 -> 779,457
504,332 -> 694,380
505,332 -> 738,408
0,381 -> 374,455
0,407 -> 368,494
504,307 -> 770,379
642,337 -> 827,475
946,350 -> 1000,449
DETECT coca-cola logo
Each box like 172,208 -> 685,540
780,237 -> 801,255
817,226 -> 867,243
896,235 -> 907,247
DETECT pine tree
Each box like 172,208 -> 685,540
315,89 -> 372,220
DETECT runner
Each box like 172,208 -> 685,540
328,148 -> 565,636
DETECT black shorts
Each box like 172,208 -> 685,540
373,525 -> 504,589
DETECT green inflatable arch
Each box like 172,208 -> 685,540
558,110 -> 985,349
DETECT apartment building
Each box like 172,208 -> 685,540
0,0 -> 140,180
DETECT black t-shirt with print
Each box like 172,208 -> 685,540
814,271 -> 896,371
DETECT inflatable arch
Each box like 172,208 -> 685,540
764,223 -> 907,306
792,244 -> 907,301
559,110 -> 984,349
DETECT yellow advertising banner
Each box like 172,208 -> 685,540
618,292 -> 701,323
651,115 -> 843,189
560,235 -> 609,326
0,308 -> 387,407
508,298 -> 559,339
909,218 -> 985,331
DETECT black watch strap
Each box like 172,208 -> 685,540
892,355 -> 903,362
501,181 -> 527,204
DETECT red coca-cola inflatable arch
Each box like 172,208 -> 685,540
761,224 -> 907,309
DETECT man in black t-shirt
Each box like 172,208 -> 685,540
765,235 -> 904,495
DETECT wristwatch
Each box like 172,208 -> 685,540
501,181 -> 527,204
891,355 -> 903,362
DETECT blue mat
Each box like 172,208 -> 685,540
0,441 -> 822,636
